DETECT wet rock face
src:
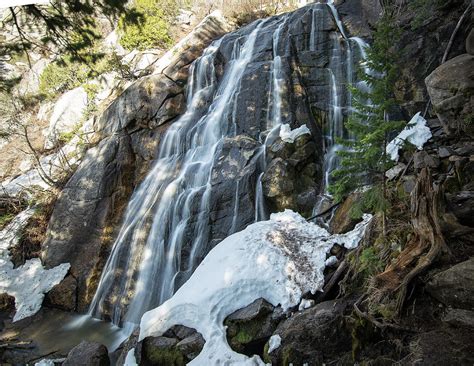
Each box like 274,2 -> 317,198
263,134 -> 322,217
41,14 -> 231,312
42,133 -> 135,311
63,341 -> 110,366
265,300 -> 351,365
426,54 -> 474,136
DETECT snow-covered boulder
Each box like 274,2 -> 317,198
0,209 -> 70,322
139,210 -> 372,365
44,86 -> 88,149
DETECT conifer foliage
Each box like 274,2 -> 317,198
330,7 -> 405,215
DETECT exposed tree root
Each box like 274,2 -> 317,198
371,168 -> 448,314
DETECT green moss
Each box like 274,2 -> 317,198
144,345 -> 185,366
0,213 -> 15,230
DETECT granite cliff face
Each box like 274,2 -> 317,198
42,2 -> 368,320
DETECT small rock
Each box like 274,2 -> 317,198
402,175 -> 417,194
386,163 -> 406,180
63,341 -> 110,366
45,275 -> 77,311
414,151 -> 440,169
438,146 -> 454,159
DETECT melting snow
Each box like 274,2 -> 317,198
386,112 -> 432,161
279,124 -> 311,143
0,209 -> 70,322
139,210 -> 372,365
298,299 -> 314,311
268,334 -> 282,354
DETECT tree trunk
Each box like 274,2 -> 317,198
371,168 -> 447,312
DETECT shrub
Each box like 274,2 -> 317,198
118,0 -> 178,51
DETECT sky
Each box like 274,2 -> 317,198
0,0 -> 50,9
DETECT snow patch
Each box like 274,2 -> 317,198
0,209 -> 70,322
139,210 -> 372,365
386,112 -> 432,161
325,255 -> 338,267
298,299 -> 314,311
279,124 -> 311,143
268,334 -> 282,354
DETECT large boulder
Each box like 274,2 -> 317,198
139,327 -> 205,365
265,300 -> 351,365
17,58 -> 49,96
425,54 -> 474,136
44,87 -> 89,149
426,258 -> 474,310
407,328 -> 474,365
63,341 -> 110,366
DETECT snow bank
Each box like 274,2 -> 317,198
386,112 -> 432,161
279,124 -> 311,143
268,335 -> 282,354
139,210 -> 372,365
0,209 -> 70,322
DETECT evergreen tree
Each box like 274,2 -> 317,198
330,7 -> 405,220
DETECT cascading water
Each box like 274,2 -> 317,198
89,22 -> 265,330
87,2 -> 371,334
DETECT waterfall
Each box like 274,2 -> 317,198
87,2 -> 370,331
89,21 -> 265,328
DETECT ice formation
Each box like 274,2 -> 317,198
139,210 -> 372,365
386,112 -> 432,161
279,124 -> 311,143
268,335 -> 282,354
0,209 -> 70,321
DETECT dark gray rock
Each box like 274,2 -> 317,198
438,146 -> 454,159
445,191 -> 474,227
426,258 -> 474,310
262,134 -> 321,217
265,300 -> 351,365
176,333 -> 206,361
426,54 -> 474,136
140,330 -> 205,365
442,308 -> 474,328
63,341 -> 110,366
45,275 -> 77,311
467,28 -> 474,55
42,133 -> 135,311
414,151 -> 440,169
408,328 -> 474,365
225,298 -> 283,356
